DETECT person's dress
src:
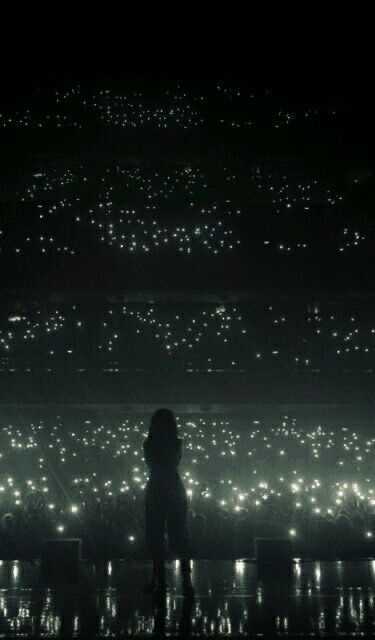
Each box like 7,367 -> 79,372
144,435 -> 190,558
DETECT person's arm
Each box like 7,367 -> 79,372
143,438 -> 152,468
176,438 -> 182,465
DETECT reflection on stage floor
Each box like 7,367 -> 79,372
0,558 -> 374,637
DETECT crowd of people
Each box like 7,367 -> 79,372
0,412 -> 373,560
0,164 -> 368,261
0,84 -> 340,131
0,78 -> 372,569
0,300 -> 373,373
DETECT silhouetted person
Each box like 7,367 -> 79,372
143,408 -> 194,598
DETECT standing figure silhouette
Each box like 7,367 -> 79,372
143,408 -> 194,598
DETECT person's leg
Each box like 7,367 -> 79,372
145,487 -> 166,592
181,558 -> 191,575
181,559 -> 194,598
153,556 -> 166,590
181,557 -> 194,597
167,494 -> 194,597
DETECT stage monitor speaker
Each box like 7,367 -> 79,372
255,538 -> 292,567
41,538 -> 81,578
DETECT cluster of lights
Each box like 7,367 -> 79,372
0,413 -> 374,554
0,164 -> 368,261
0,84 -> 339,131
0,166 -> 243,256
91,88 -> 204,129
0,302 -> 373,372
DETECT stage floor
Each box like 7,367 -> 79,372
0,559 -> 374,638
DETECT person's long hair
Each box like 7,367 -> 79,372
148,408 -> 178,442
